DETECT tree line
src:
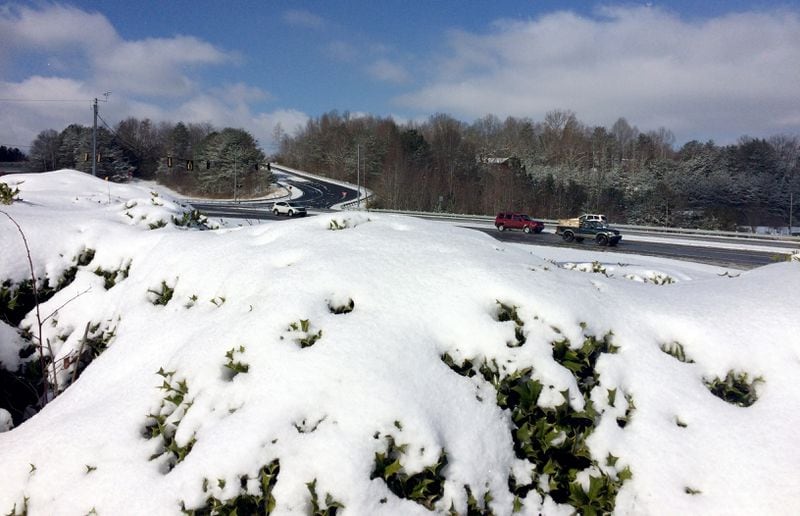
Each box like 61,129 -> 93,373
0,145 -> 26,162
24,120 -> 271,198
277,110 -> 799,230
17,110 -> 800,230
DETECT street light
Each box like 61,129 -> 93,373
356,144 -> 361,209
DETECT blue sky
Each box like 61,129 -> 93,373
1,1 -> 799,153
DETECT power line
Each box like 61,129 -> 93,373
97,112 -> 140,154
0,98 -> 93,102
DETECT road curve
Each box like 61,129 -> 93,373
187,170 -> 791,270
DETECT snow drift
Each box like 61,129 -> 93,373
1,170 -> 799,515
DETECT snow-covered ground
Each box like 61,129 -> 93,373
1,170 -> 799,515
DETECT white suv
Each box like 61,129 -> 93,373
272,201 -> 307,217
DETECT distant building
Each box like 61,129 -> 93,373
476,156 -> 522,170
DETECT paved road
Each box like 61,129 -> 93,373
272,165 -> 359,208
188,170 -> 790,270
480,229 -> 779,269
193,201 -> 782,269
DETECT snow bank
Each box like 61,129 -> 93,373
1,170 -> 799,515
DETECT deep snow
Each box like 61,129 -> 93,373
1,170 -> 799,515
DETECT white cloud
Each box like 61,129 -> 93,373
215,83 -> 272,104
0,4 -> 118,51
395,6 -> 800,143
252,109 -> 310,152
326,40 -> 358,63
282,9 -> 325,29
166,95 -> 308,152
0,4 -> 288,152
94,36 -> 232,97
367,58 -> 411,84
0,5 -> 235,100
0,76 -> 95,147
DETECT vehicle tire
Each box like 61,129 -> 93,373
575,237 -> 584,243
273,209 -> 279,216
562,231 -> 575,242
498,224 -> 505,232
288,210 -> 294,217
523,226 -> 531,234
596,234 -> 609,246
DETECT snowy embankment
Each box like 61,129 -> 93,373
0,170 -> 799,515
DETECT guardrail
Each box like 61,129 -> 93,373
369,209 -> 800,243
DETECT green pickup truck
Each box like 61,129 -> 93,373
555,216 -> 622,246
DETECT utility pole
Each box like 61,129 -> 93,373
233,147 -> 238,204
790,192 -> 794,235
91,98 -> 98,176
91,92 -> 110,177
356,144 -> 361,209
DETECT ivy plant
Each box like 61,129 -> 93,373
223,346 -> 249,380
147,281 -> 175,306
371,435 -> 447,510
307,479 -> 345,516
285,319 -> 322,348
183,459 -> 281,515
495,301 -> 526,348
704,371 -> 762,407
144,368 -> 196,471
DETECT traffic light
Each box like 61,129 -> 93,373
167,156 -> 173,168
84,152 -> 89,162
96,154 -> 101,162
186,160 -> 194,171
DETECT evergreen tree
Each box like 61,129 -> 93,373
195,128 -> 269,198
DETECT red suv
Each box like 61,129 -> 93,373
495,212 -> 544,234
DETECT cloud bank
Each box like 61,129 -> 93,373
2,3 -> 799,154
396,6 -> 800,143
0,4 -> 306,152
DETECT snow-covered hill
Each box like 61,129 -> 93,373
1,170 -> 799,515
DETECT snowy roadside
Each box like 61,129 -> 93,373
2,170 -> 799,515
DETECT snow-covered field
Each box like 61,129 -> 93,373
1,170 -> 799,515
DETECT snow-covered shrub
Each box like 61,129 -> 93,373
223,346 -> 249,380
494,301 -> 526,348
704,371 -> 763,407
284,319 -> 322,348
0,183 -> 20,204
327,297 -> 354,314
660,341 -> 694,363
144,368 -> 196,472
93,260 -> 131,290
441,330 -> 630,514
183,459 -> 281,514
371,434 -> 446,510
147,280 -> 175,305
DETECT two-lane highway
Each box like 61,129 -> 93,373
187,167 -> 794,270
479,229 -> 781,269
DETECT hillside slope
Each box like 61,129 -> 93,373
1,171 -> 799,515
